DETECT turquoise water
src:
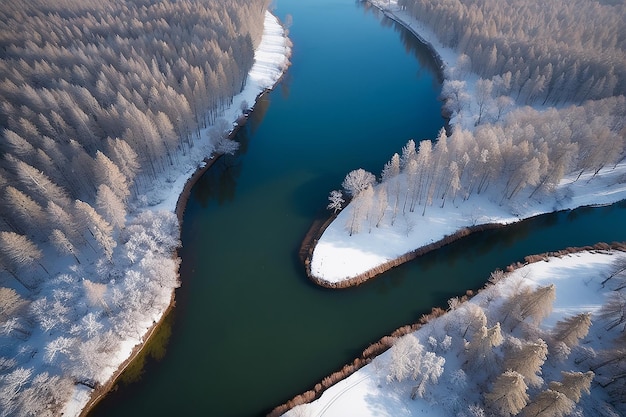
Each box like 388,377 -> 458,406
88,1 -> 625,416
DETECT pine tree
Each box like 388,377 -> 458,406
96,184 -> 127,230
597,291 -> 626,332
484,370 -> 529,417
49,229 -> 81,264
4,186 -> 46,236
93,150 -> 130,203
0,287 -> 29,322
502,284 -> 556,330
0,231 -> 46,290
503,338 -> 548,388
466,322 -> 503,371
552,312 -> 592,349
548,370 -> 594,403
522,389 -> 575,417
74,200 -> 116,261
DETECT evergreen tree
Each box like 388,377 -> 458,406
548,370 -> 594,403
552,312 -> 592,349
522,389 -> 575,417
484,370 -> 529,417
503,338 -> 548,388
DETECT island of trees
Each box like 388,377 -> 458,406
0,0 -> 288,415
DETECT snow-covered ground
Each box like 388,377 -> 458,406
309,0 -> 626,284
312,162 -> 626,284
58,11 -> 291,417
287,249 -> 626,417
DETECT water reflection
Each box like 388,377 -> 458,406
359,1 -> 444,83
117,311 -> 174,385
193,155 -> 243,206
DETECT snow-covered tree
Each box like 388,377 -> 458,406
484,370 -> 529,417
457,303 -> 487,339
551,312 -> 592,349
387,334 -> 446,399
0,367 -> 33,416
548,371 -> 594,403
381,153 -> 401,225
342,168 -> 376,198
96,184 -> 127,230
74,200 -> 116,260
522,389 -> 575,417
501,284 -> 556,330
597,291 -> 626,332
16,372 -> 74,417
49,229 -> 81,264
503,338 -> 548,388
44,336 -> 74,363
0,231 -> 46,290
327,190 -> 344,214
465,322 -> 503,372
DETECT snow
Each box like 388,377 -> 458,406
57,11 -> 291,417
287,250 -> 626,417
310,0 -> 626,284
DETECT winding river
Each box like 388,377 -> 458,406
89,1 -> 626,416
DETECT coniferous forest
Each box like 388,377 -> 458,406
0,0 -> 271,415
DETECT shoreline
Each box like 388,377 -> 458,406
275,240 -> 626,415
78,92 -> 282,417
303,201 -> 626,289
76,12 -> 291,417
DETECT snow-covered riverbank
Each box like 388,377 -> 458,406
309,0 -> 626,286
287,247 -> 626,416
60,11 -> 291,416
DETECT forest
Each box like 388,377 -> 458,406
0,0 -> 271,415
332,0 -> 625,236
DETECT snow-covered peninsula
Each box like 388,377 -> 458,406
309,0 -> 626,286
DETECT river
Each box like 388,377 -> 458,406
88,1 -> 626,416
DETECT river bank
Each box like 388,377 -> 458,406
280,241 -> 626,416
66,11 -> 291,417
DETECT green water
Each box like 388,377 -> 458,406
88,1 -> 625,416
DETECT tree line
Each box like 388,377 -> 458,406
333,96 -> 625,236
397,0 -> 626,105
0,0 -> 269,286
